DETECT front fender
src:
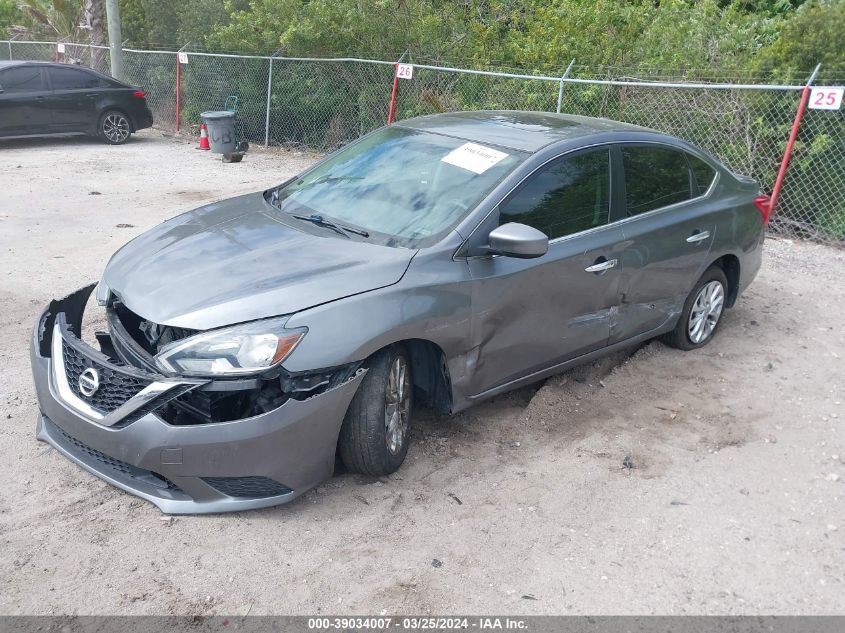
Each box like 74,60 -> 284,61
282,249 -> 475,403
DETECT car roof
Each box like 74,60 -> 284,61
397,110 -> 654,153
0,60 -> 127,85
0,60 -> 102,73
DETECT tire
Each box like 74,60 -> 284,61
99,110 -> 132,145
663,266 -> 729,350
339,345 -> 413,476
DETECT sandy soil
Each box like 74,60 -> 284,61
0,132 -> 843,616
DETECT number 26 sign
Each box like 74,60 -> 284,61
809,87 -> 843,110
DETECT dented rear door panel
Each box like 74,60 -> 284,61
611,202 -> 718,343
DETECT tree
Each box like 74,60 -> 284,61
0,0 -> 24,35
12,0 -> 85,40
756,0 -> 845,81
83,0 -> 104,44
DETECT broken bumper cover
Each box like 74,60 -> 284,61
30,288 -> 365,514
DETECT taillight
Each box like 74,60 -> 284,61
754,194 -> 772,225
133,90 -> 146,98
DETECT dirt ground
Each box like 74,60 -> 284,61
0,132 -> 843,616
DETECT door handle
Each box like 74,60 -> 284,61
35,95 -> 46,101
585,258 -> 617,273
686,230 -> 711,243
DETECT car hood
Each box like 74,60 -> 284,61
101,192 -> 416,330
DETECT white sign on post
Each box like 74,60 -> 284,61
397,64 -> 414,80
57,43 -> 65,53
809,87 -> 843,110
178,51 -> 189,65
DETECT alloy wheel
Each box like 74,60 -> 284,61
384,355 -> 411,455
103,114 -> 130,143
688,280 -> 725,344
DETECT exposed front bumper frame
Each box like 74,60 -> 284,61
31,289 -> 366,514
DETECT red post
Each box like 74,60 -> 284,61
175,54 -> 181,133
769,85 -> 812,217
387,63 -> 399,125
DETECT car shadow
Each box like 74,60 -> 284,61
0,134 -> 156,150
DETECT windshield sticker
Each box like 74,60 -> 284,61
441,142 -> 509,174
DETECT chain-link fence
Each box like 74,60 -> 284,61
2,40 -> 843,245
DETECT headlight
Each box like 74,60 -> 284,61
154,317 -> 306,377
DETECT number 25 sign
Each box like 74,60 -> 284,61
809,87 -> 843,110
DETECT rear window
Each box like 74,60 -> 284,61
48,66 -> 103,90
622,145 -> 692,216
687,153 -> 717,195
0,66 -> 45,92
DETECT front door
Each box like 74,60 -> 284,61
611,144 -> 719,343
0,65 -> 51,136
465,147 -> 625,395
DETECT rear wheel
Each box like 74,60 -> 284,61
99,110 -> 132,145
339,346 -> 412,476
664,266 -> 728,350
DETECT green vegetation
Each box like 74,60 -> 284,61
5,0 -> 841,76
1,1 -> 843,240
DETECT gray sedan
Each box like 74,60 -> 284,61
30,111 -> 768,513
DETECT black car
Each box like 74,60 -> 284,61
0,61 -> 153,144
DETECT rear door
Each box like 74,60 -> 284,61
45,66 -> 102,132
466,146 -> 626,394
610,144 -> 719,343
0,65 -> 50,135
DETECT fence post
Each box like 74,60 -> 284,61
175,45 -> 188,133
387,51 -> 408,125
264,56 -> 274,147
8,41 -> 12,60
556,58 -> 575,114
770,64 -> 821,217
175,53 -> 181,132
387,63 -> 400,125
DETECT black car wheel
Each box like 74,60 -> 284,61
339,345 -> 412,476
99,110 -> 132,145
664,266 -> 728,350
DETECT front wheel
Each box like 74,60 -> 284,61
339,346 -> 413,476
664,266 -> 728,350
99,110 -> 132,145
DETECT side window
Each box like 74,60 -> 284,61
48,67 -> 101,90
0,66 -> 45,92
687,153 -> 717,195
622,146 -> 692,216
499,149 -> 610,240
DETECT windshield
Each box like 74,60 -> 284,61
269,126 -> 526,246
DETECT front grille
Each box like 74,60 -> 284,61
201,476 -> 292,498
52,424 -> 181,492
63,341 -> 152,413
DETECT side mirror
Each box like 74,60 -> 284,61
486,222 -> 549,259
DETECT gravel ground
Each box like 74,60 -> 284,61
0,132 -> 843,616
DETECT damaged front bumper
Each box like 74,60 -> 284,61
30,285 -> 366,514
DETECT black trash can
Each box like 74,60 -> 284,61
201,111 -> 238,154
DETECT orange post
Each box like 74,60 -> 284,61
769,86 -> 811,217
770,65 -> 820,218
387,63 -> 399,125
